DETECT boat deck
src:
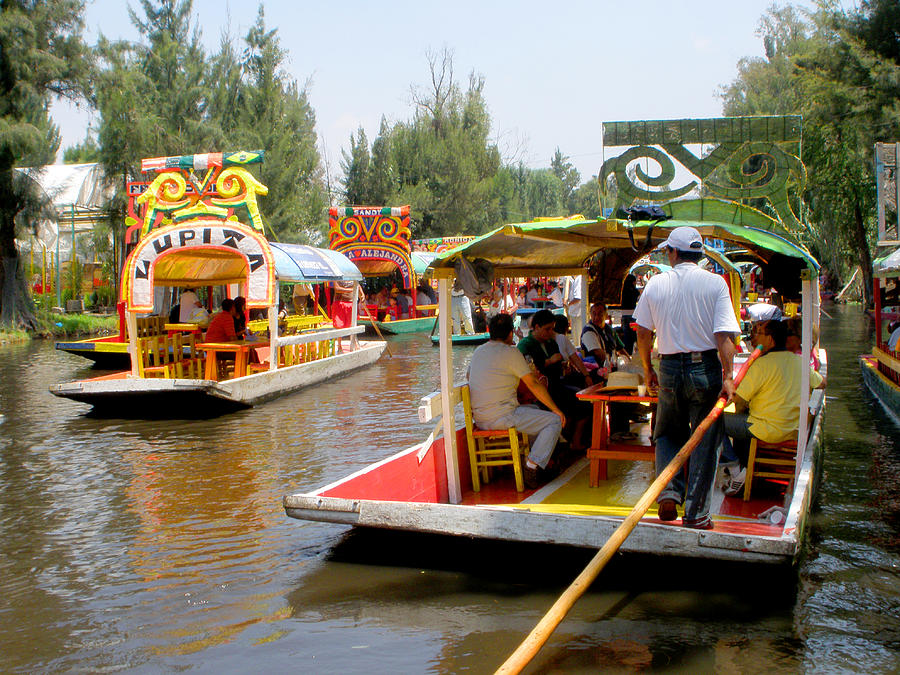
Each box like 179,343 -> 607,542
459,457 -> 786,538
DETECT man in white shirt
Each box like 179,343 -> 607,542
468,313 -> 565,488
178,290 -> 200,323
634,226 -> 740,530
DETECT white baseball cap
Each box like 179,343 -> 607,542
747,303 -> 783,322
657,226 -> 703,252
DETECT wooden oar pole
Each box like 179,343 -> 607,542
495,346 -> 763,675
362,303 -> 393,357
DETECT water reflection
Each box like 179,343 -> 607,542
0,311 -> 898,672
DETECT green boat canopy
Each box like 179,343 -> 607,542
429,209 -> 818,302
431,217 -> 818,274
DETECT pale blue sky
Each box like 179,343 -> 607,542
52,0 -> 819,181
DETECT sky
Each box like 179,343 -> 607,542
51,0 -> 820,183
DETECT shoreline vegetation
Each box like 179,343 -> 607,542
0,312 -> 118,345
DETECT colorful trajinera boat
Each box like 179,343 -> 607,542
51,151 -> 385,416
860,142 -> 900,423
328,206 -> 438,334
284,116 -> 827,565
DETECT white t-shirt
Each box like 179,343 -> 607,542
564,277 -> 583,319
525,288 -> 540,305
548,287 -> 564,308
467,340 -> 531,426
178,291 -> 199,323
633,262 -> 739,354
555,333 -> 577,361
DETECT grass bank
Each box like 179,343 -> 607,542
1,312 -> 119,343
39,312 -> 118,338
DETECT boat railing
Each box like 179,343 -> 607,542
273,326 -> 366,368
873,345 -> 900,385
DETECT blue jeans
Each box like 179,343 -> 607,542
723,411 -> 754,468
486,405 -> 562,469
654,351 -> 723,523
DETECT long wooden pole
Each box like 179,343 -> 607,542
495,346 -> 764,675
362,302 -> 393,357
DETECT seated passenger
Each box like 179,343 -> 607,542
519,309 -> 592,450
468,313 -> 565,488
581,302 -> 628,369
553,314 -> 596,389
178,290 -> 199,323
721,317 -> 825,496
888,320 -> 900,352
205,298 -> 239,343
233,296 -> 248,337
188,300 -> 210,328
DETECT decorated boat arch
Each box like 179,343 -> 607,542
328,205 -> 438,334
51,151 -> 386,416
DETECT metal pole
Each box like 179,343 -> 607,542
55,217 -> 60,308
71,204 -> 76,304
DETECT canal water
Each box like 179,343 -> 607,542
0,304 -> 897,673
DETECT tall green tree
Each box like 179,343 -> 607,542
720,2 -> 900,303
233,8 -> 326,243
344,49 -> 503,237
551,148 -> 580,213
0,0 -> 91,328
341,127 -> 372,205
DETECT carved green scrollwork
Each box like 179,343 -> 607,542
600,116 -> 807,232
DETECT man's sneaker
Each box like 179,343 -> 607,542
723,467 -> 746,497
682,515 -> 714,530
657,498 -> 678,521
523,465 -> 542,490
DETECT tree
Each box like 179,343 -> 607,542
719,2 -> 900,304
0,0 -> 91,328
341,127 -> 372,204
233,7 -> 326,243
550,148 -> 580,213
63,133 -> 101,164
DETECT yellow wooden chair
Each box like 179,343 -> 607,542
137,335 -> 171,378
743,437 -> 798,501
461,384 -> 528,492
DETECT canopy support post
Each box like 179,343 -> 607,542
126,311 -> 139,377
438,277 -> 461,504
796,270 -> 814,473
268,304 -> 279,371
350,281 -> 360,350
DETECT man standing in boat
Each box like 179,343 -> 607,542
468,313 -> 565,488
633,227 -> 740,530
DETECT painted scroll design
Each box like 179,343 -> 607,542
327,206 -> 412,253
600,138 -> 807,232
134,150 -> 267,237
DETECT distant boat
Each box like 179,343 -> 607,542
51,151 -> 385,417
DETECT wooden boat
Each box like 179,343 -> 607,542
328,206 -> 440,334
430,331 -> 490,346
51,151 -> 385,416
55,313 -> 130,368
284,115 -> 827,565
860,143 -> 900,422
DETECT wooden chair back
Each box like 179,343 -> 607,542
461,384 -> 527,492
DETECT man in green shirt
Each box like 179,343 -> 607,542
518,310 -> 591,450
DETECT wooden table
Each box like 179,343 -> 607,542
164,322 -> 203,337
196,339 -> 269,381
576,383 -> 658,486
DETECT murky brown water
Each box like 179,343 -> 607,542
1,308 -> 898,673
